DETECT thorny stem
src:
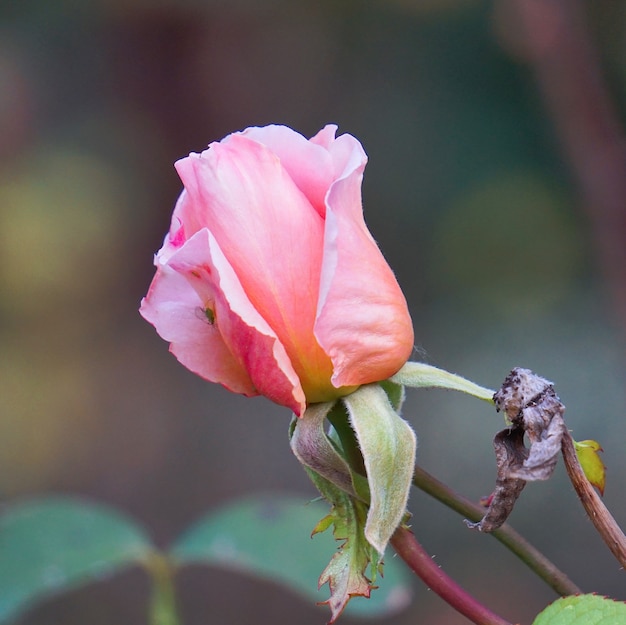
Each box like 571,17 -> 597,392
561,430 -> 626,569
390,525 -> 513,625
412,465 -> 582,595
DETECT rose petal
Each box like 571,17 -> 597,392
140,261 -> 257,398
318,130 -> 361,181
158,192 -> 192,262
309,124 -> 339,150
165,229 -> 308,415
315,137 -> 414,388
174,136 -> 335,396
239,125 -> 335,218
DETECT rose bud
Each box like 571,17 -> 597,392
140,125 -> 413,415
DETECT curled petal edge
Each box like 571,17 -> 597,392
163,229 -> 307,415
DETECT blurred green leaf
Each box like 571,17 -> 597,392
0,496 -> 152,623
532,593 -> 626,625
171,493 -> 411,618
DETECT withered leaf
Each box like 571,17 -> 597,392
465,427 -> 527,532
467,368 -> 566,532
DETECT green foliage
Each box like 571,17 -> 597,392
0,493 -> 412,623
533,594 -> 626,625
0,497 -> 152,623
171,492 -> 411,619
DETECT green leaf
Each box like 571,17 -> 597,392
532,593 -> 626,625
171,493 -> 411,620
390,362 -> 495,403
343,384 -> 416,555
574,439 -> 606,496
308,473 -> 381,622
0,496 -> 152,623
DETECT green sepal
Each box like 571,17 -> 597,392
312,513 -> 335,535
289,402 -> 356,498
343,384 -> 416,555
378,378 -> 406,412
303,467 -> 382,623
324,402 -> 371,503
390,361 -> 495,403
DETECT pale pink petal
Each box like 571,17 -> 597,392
140,262 -> 256,397
174,136 -> 331,386
315,144 -> 414,388
158,192 -> 193,262
239,125 -> 335,217
325,132 -> 368,181
309,124 -> 338,150
167,229 -> 307,415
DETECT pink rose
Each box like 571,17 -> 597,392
140,125 -> 413,415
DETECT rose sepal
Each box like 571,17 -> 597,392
291,383 -> 416,556
390,362 -> 495,403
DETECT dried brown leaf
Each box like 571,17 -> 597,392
467,368 -> 566,532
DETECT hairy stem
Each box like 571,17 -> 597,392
391,525 -> 513,625
412,465 -> 581,595
561,430 -> 626,568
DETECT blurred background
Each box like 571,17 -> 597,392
1,0 -> 626,623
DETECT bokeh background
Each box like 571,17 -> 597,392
2,0 -> 626,623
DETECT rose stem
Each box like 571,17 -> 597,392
561,430 -> 626,568
390,525 -> 513,625
412,465 -> 581,595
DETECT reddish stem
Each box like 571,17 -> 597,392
390,525 -> 514,625
412,465 -> 581,595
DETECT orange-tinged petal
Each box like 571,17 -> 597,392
315,136 -> 414,387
